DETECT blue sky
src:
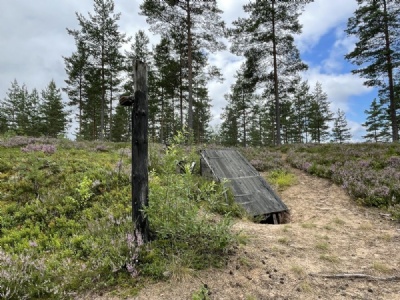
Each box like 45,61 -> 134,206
0,0 -> 375,141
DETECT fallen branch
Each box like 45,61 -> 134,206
309,273 -> 400,281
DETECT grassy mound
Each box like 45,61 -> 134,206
0,134 -> 241,299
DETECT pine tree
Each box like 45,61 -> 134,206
26,88 -> 43,136
220,101 -> 239,146
41,80 -> 69,137
291,79 -> 313,143
0,105 -> 7,134
192,64 -> 212,144
331,109 -> 352,143
230,65 -> 255,147
0,79 -> 21,133
362,98 -> 391,142
280,98 -> 294,144
345,0 -> 400,141
151,36 -> 180,143
7,81 -> 31,135
221,63 -> 255,147
308,82 -> 333,143
248,95 -> 267,146
111,105 -> 129,142
63,40 -> 90,138
66,0 -> 127,140
229,0 -> 308,145
2,80 -> 23,133
81,66 -> 103,140
123,30 -> 152,141
140,0 -> 226,133
0,80 -> 44,136
262,95 -> 278,146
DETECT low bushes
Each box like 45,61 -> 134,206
286,143 -> 400,218
0,134 -> 239,299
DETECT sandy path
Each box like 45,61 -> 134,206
86,168 -> 400,300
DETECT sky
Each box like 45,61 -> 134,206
0,0 -> 377,141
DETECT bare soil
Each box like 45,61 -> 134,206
86,167 -> 400,300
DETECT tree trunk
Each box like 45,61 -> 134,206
242,90 -> 247,147
179,56 -> 184,129
79,77 -> 83,136
186,0 -> 194,133
272,0 -> 281,146
100,42 -> 105,141
382,0 -> 399,141
160,85 -> 164,143
109,77 -> 113,141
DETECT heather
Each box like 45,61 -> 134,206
0,135 -> 240,299
239,146 -> 285,172
285,143 -> 400,219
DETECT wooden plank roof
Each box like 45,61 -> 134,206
200,149 -> 288,216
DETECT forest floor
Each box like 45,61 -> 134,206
85,167 -> 400,300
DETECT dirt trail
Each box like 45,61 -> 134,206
90,168 -> 400,300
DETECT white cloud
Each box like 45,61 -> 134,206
303,68 -> 372,142
207,50 -> 244,126
320,27 -> 357,73
347,119 -> 366,142
297,0 -> 357,52
217,0 -> 248,25
304,67 -> 372,113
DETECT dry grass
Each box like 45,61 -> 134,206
315,242 -> 329,251
301,223 -> 317,229
332,217 -> 345,225
372,261 -> 392,274
277,237 -> 290,245
291,265 -> 305,276
319,254 -> 340,264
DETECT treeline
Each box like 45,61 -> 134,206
1,0 -> 223,143
219,76 -> 356,146
0,80 -> 68,138
0,0 -> 399,144
219,0 -> 399,146
63,0 -> 225,143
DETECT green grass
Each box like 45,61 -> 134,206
0,134 -> 240,299
267,169 -> 297,190
3,139 -> 398,298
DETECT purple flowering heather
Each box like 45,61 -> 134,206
358,160 -> 371,168
21,144 -> 56,154
287,144 -> 400,209
28,240 -> 38,247
95,144 -> 108,152
370,186 -> 390,198
302,162 -> 312,172
387,156 -> 400,168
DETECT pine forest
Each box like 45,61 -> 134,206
0,0 -> 398,144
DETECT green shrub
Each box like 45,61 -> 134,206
267,169 -> 297,190
0,135 -> 239,298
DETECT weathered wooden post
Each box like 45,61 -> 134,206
119,60 -> 150,243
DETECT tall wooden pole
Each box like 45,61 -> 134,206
132,60 -> 150,243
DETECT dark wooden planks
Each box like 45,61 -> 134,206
200,149 -> 288,217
